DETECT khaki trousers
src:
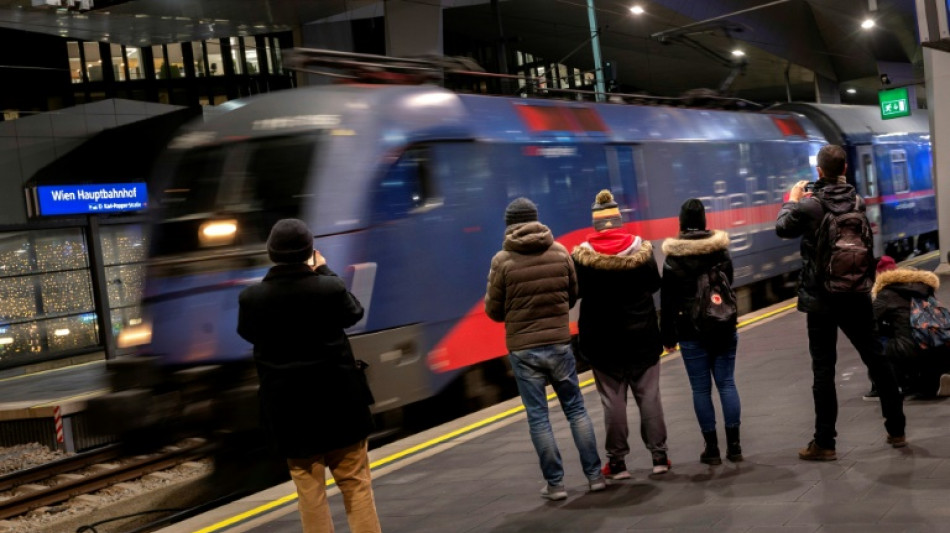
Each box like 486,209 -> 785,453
287,439 -> 382,533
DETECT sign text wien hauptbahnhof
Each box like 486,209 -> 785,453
33,183 -> 148,216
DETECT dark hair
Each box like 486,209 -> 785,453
817,145 -> 847,178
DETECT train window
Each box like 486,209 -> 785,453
890,150 -> 909,193
862,153 -> 878,197
376,147 -> 435,219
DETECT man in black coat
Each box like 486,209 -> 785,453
776,144 -> 906,461
238,218 -> 380,533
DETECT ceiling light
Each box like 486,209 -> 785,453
630,5 -> 644,15
862,19 -> 875,29
846,88 -> 857,94
732,49 -> 745,57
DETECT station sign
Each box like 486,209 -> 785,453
878,87 -> 911,120
27,182 -> 148,217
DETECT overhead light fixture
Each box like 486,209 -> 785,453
861,19 -> 875,29
630,5 -> 644,15
732,49 -> 745,57
846,88 -> 857,94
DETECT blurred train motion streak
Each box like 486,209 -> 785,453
87,76 -> 935,449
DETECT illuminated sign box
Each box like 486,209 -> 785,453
878,87 -> 911,120
31,183 -> 148,216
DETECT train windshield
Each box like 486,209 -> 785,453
151,134 -> 318,257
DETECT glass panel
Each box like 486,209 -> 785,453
45,314 -> 98,352
0,233 -> 33,276
191,41 -> 206,77
230,37 -> 243,74
68,41 -> 83,84
100,224 -> 147,266
0,322 -> 44,360
110,306 -> 143,338
40,271 -> 94,313
105,265 -> 145,309
243,36 -> 259,74
110,44 -> 126,81
165,43 -> 184,78
0,277 -> 36,321
34,230 -> 88,271
152,45 -> 166,79
206,40 -> 224,76
126,46 -> 143,80
83,42 -> 102,82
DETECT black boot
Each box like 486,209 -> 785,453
700,430 -> 722,465
726,426 -> 743,462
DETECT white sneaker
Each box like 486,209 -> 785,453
938,374 -> 950,397
541,484 -> 567,501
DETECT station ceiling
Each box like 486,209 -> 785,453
0,0 -> 923,106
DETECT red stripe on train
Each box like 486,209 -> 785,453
426,201 -> 786,373
864,189 -> 933,205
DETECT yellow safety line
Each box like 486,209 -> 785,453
193,299 -> 796,533
0,360 -> 104,384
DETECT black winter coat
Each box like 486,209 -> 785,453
237,263 -> 374,459
872,268 -> 940,360
572,240 -> 662,380
775,178 -> 866,313
660,230 -> 733,348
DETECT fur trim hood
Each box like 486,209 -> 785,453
872,268 -> 939,298
573,240 -> 653,270
661,230 -> 730,257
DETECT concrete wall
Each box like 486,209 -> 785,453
0,99 -> 184,226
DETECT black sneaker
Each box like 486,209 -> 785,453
651,452 -> 671,474
601,461 -> 631,480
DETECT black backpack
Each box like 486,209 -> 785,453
814,196 -> 874,293
692,262 -> 738,340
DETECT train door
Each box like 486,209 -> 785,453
854,145 -> 883,257
604,145 -> 643,224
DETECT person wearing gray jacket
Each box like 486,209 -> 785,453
485,197 -> 605,501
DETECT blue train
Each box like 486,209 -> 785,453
98,83 -> 934,438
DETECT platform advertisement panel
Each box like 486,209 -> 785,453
31,183 -> 148,216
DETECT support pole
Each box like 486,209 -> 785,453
586,0 -> 606,102
925,47 -> 950,273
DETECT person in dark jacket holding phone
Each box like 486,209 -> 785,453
573,190 -> 670,479
776,144 -> 906,461
661,198 -> 742,465
238,218 -> 380,533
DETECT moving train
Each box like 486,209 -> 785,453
92,80 -> 934,440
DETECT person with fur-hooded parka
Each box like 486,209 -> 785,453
572,190 -> 669,479
872,267 -> 949,397
661,198 -> 742,466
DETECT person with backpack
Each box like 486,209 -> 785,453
661,198 -> 742,465
873,262 -> 950,399
485,197 -> 606,501
776,144 -> 907,460
572,190 -> 670,479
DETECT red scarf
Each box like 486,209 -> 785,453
586,229 -> 635,255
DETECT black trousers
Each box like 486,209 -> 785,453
806,293 -> 906,449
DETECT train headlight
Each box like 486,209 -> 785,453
117,323 -> 152,348
198,219 -> 238,247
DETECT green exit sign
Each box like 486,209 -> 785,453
879,87 -> 911,120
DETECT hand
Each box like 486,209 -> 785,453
311,251 -> 327,269
788,180 -> 809,203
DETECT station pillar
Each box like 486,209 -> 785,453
385,0 -> 443,57
926,47 -> 950,273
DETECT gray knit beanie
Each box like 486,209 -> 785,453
266,219 -> 313,263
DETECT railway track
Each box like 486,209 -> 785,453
0,438 -> 210,521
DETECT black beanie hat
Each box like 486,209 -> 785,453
505,197 -> 539,226
591,190 -> 623,231
266,218 -> 313,263
679,198 -> 707,231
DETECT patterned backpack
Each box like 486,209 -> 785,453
909,295 -> 950,350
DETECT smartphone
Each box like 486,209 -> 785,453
803,182 -> 817,192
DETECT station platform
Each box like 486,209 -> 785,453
161,264 -> 950,533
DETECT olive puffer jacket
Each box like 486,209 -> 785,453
572,239 -> 662,380
872,268 -> 940,360
659,230 -> 733,348
485,221 -> 578,352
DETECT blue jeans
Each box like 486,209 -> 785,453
679,334 -> 741,433
509,343 -> 601,486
